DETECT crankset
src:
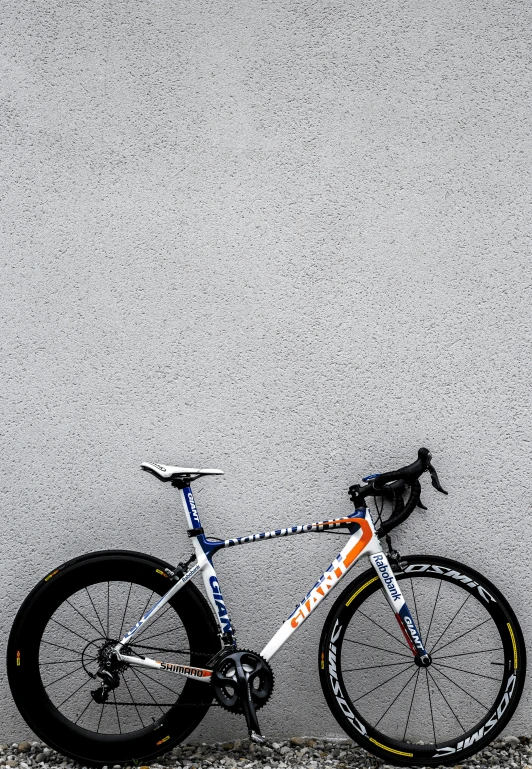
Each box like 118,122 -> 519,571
211,649 -> 274,742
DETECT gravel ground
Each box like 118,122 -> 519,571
1,736 -> 530,769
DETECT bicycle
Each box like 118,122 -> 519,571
7,448 -> 526,767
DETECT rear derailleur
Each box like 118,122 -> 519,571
211,649 -> 274,743
90,642 -> 127,704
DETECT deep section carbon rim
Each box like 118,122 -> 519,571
320,555 -> 525,766
7,552 -> 220,766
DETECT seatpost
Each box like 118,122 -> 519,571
177,485 -> 203,534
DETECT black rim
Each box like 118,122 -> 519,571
8,554 -> 218,764
322,558 -> 522,763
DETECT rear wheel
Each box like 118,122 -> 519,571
7,550 -> 220,766
319,555 -> 526,766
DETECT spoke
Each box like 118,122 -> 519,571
74,696 -> 94,726
128,667 -> 166,715
427,669 -> 465,732
343,660 -> 412,672
134,667 -> 183,698
97,702 -> 104,733
432,617 -> 493,656
431,666 -> 490,710
343,638 -> 411,658
374,667 -> 418,729
130,644 -> 191,655
410,579 -> 422,639
65,599 -> 104,638
85,587 -> 108,637
358,609 -> 409,652
429,593 -> 471,654
41,658 -> 96,665
124,590 -> 158,640
136,625 -> 186,644
353,665 -> 413,704
131,603 -> 173,642
48,616 -> 92,645
139,590 -> 155,621
434,661 -> 502,682
402,668 -> 421,740
437,647 -> 503,660
56,675 -> 93,709
426,670 -> 437,745
423,580 -> 442,649
45,664 -> 86,688
41,640 -> 85,656
113,690 -> 121,735
121,672 -> 146,728
119,582 -> 133,641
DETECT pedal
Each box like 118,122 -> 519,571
250,731 -> 267,744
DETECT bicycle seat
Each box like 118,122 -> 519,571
141,462 -> 224,483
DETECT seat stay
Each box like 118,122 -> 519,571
113,561 -> 202,650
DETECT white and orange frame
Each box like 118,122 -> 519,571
115,486 -> 429,680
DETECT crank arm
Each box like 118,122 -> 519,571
233,656 -> 265,740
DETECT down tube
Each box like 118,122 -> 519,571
260,514 -> 380,661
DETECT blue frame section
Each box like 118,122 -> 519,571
184,484 -> 369,566
182,486 -> 225,561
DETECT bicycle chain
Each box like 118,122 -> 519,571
130,645 -> 214,657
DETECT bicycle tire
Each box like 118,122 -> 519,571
7,550 -> 221,766
319,554 -> 526,767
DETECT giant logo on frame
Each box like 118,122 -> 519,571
290,518 -> 373,629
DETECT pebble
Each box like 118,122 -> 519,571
0,735 -> 530,769
504,735 -> 520,749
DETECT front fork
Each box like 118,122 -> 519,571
370,552 -> 431,666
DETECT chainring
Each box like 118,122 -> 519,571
211,649 -> 274,714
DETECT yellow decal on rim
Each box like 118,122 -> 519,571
346,576 -> 378,606
16,651 -> 20,667
156,735 -> 170,746
369,738 -> 413,757
44,569 -> 59,582
156,569 -> 169,578
508,623 -> 518,669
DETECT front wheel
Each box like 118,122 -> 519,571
7,550 -> 221,766
319,554 -> 526,767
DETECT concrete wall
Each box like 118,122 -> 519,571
1,0 -> 531,742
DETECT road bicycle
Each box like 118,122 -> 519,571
7,448 -> 526,767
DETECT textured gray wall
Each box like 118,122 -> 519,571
1,0 -> 531,743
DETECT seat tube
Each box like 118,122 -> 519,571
180,485 -> 203,531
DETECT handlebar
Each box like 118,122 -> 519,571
348,447 -> 448,538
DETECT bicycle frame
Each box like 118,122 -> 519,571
114,486 -> 429,679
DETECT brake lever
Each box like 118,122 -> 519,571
416,498 -> 428,510
428,463 -> 448,495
